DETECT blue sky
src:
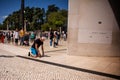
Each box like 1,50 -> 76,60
0,0 -> 68,24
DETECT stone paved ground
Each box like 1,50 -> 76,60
0,49 -> 118,80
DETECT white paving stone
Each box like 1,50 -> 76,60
0,49 -> 118,80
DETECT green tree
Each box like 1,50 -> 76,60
3,11 -> 20,30
33,7 -> 45,30
1,5 -> 68,31
59,9 -> 68,32
46,4 -> 59,15
47,12 -> 65,30
41,23 -> 49,31
0,23 -> 3,30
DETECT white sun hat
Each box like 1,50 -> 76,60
41,36 -> 46,40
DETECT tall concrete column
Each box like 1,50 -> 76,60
67,0 -> 120,56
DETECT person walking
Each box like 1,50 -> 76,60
49,30 -> 54,48
23,32 -> 30,46
19,28 -> 25,45
11,31 -> 14,44
30,32 -> 35,43
28,37 -> 46,58
14,28 -> 19,46
6,31 -> 11,43
1,33 -> 5,43
55,31 -> 60,46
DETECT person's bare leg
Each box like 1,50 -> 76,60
37,53 -> 42,57
29,52 -> 37,58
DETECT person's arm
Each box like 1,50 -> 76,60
41,45 -> 44,56
35,43 -> 41,56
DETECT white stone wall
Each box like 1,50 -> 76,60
68,0 -> 120,56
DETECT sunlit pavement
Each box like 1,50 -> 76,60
0,40 -> 120,80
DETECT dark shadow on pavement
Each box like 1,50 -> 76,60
45,49 -> 67,53
42,55 -> 50,57
16,55 -> 120,79
0,55 -> 15,58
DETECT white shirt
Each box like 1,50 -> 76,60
14,31 -> 19,39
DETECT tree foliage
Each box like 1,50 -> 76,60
1,4 -> 68,31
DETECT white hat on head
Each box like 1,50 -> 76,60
41,36 -> 46,40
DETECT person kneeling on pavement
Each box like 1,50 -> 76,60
28,36 -> 46,58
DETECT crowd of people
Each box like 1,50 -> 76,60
0,29 -> 67,46
0,28 -> 36,46
0,28 -> 67,58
